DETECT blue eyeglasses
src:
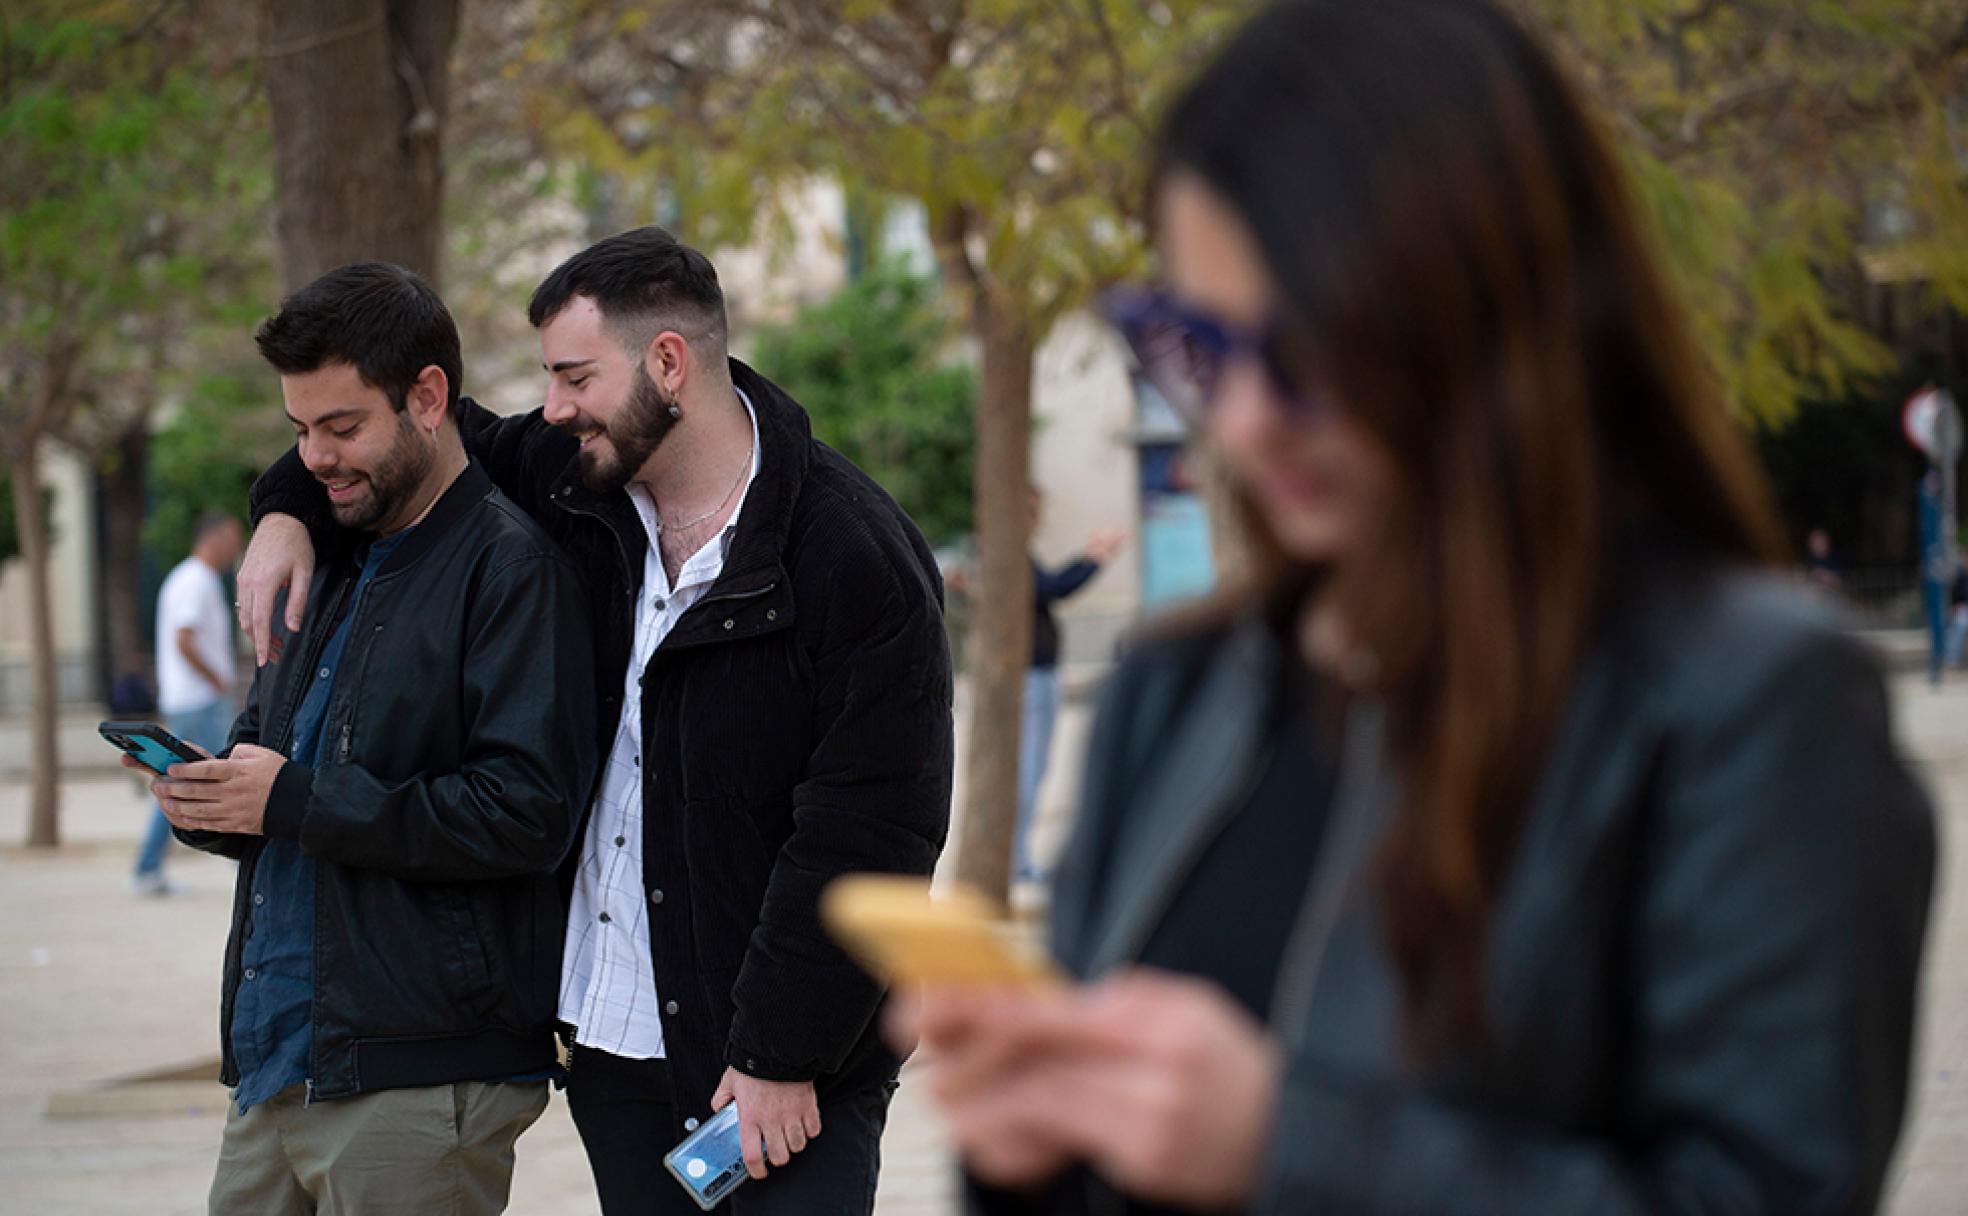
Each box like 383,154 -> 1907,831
1101,285 -> 1321,424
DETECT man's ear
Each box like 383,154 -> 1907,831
408,364 -> 450,431
642,332 -> 692,398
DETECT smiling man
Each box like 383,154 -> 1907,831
236,229 -> 954,1215
146,263 -> 596,1215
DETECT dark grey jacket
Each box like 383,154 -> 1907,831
1043,562 -> 1935,1213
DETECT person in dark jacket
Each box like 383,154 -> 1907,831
1019,488 -> 1125,881
895,3 -> 1937,1214
139,263 -> 596,1214
234,229 -> 954,1215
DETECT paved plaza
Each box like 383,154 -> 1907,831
1,669 -> 1964,1213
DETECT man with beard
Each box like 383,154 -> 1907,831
140,263 -> 596,1214
235,229 -> 954,1215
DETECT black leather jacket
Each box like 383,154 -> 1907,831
181,462 -> 597,1101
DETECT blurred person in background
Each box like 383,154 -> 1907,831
1018,488 -> 1125,883
1804,526 -> 1843,592
132,510 -> 243,896
899,2 -> 1937,1213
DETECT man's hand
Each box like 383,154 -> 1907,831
236,513 -> 316,667
710,1067 -> 822,1181
148,743 -> 287,837
1085,529 -> 1129,564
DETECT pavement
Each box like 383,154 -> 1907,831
1,667 -> 1964,1213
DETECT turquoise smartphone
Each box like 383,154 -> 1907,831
99,721 -> 203,774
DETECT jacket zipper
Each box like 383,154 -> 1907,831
555,495 -> 638,598
222,575 -> 345,1091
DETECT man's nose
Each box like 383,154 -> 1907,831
299,439 -> 337,474
543,386 -> 576,426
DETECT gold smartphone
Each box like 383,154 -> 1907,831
821,875 -> 1061,988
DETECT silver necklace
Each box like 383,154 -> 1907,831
654,452 -> 749,534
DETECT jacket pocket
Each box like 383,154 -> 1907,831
441,885 -> 500,1020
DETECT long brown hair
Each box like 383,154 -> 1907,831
1153,0 -> 1787,1055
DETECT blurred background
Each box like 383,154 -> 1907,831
1,1 -> 1965,1212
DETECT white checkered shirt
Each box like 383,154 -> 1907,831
558,391 -> 760,1059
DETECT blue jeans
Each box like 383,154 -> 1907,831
134,701 -> 232,878
1928,578 -> 1950,687
1015,668 -> 1061,880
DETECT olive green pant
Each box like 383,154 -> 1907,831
208,1080 -> 550,1215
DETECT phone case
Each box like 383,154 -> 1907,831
98,722 -> 201,775
662,1102 -> 748,1210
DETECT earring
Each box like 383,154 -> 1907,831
666,403 -> 683,421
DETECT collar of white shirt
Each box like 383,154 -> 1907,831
624,387 -> 762,599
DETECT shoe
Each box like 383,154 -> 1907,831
131,871 -> 175,897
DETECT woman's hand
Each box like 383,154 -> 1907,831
890,969 -> 1283,1208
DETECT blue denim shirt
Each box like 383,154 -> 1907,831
230,532 -> 406,1113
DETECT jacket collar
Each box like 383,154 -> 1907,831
365,459 -> 495,578
1086,615 -> 1286,975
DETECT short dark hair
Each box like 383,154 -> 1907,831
193,511 -> 240,542
254,262 -> 463,416
527,226 -> 727,359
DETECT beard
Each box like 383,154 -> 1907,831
327,410 -> 435,533
577,362 -> 679,494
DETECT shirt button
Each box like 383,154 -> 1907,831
683,1117 -> 700,1132
243,968 -> 257,980
614,835 -> 626,847
649,888 -> 664,904
598,912 -> 611,924
653,598 -> 667,612
318,667 -> 331,680
253,893 -> 265,906
664,1000 -> 679,1015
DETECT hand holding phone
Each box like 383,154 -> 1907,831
664,1102 -> 749,1210
821,875 -> 1060,989
99,721 -> 206,775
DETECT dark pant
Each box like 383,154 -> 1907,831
565,1045 -> 892,1215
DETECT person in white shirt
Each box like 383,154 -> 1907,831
133,511 -> 243,894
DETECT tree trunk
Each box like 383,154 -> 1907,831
97,427 -> 148,693
953,293 -> 1035,904
264,0 -> 459,291
12,441 -> 60,848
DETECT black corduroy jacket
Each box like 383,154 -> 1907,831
253,361 -> 955,1129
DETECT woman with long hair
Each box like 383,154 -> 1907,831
899,1 -> 1936,1211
